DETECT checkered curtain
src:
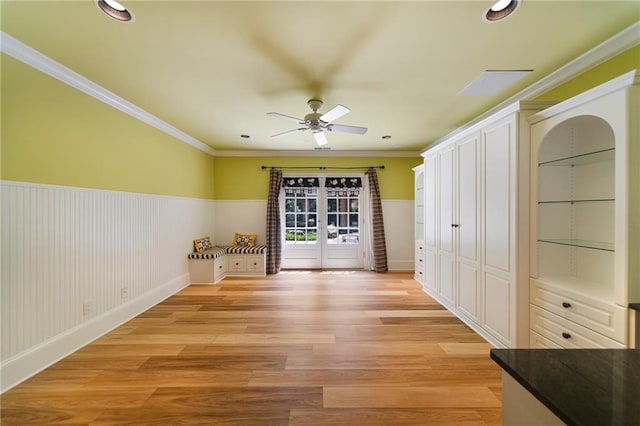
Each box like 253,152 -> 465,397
266,168 -> 283,274
366,167 -> 388,272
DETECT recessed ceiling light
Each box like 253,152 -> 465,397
96,0 -> 133,22
485,0 -> 520,22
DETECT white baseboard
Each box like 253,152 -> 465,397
388,260 -> 414,272
0,274 -> 190,393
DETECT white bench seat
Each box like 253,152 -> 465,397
188,245 -> 268,284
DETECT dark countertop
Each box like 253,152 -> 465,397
629,303 -> 640,312
490,349 -> 640,426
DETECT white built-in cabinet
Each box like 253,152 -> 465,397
413,165 -> 426,283
528,70 -> 639,348
419,101 -> 553,348
422,155 -> 438,293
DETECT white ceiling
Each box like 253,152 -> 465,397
2,1 -> 639,154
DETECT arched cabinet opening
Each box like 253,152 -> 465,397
535,115 -> 616,302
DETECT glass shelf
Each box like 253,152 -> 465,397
538,239 -> 614,252
538,148 -> 614,167
538,198 -> 614,204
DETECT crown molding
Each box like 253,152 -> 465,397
215,149 -> 421,158
528,69 -> 638,125
423,21 -> 640,154
0,31 -> 217,156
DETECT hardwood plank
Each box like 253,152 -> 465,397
286,354 -> 432,370
143,386 -> 323,410
439,342 -> 494,355
324,385 -> 501,408
86,369 -> 252,388
365,309 -> 455,317
93,334 -> 218,345
0,408 -> 103,425
140,354 -> 288,370
69,344 -> 185,358
290,408 -> 491,426
179,343 -> 314,357
250,370 -> 415,387
311,342 -> 445,356
1,389 -> 154,409
214,333 -> 335,345
91,407 -> 291,425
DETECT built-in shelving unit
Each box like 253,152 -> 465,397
528,70 -> 639,349
534,120 -> 616,302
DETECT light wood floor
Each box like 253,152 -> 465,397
1,271 -> 502,425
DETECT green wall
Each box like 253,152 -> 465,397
537,45 -> 640,102
3,40 -> 637,202
213,156 -> 422,200
1,54 -> 215,199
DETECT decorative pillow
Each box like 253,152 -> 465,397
193,236 -> 213,253
233,232 -> 256,247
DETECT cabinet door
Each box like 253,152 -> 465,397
482,117 -> 516,346
456,136 -> 481,321
438,145 -> 456,303
482,118 -> 514,274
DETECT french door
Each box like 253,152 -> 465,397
281,175 -> 365,269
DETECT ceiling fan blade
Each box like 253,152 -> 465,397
271,128 -> 307,138
327,124 -> 368,135
267,112 -> 305,124
319,104 -> 350,123
313,131 -> 328,146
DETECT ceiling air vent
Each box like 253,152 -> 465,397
457,70 -> 532,96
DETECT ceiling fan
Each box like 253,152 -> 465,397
267,99 -> 367,146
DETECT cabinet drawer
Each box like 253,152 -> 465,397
227,255 -> 246,272
214,257 -> 225,279
414,252 -> 425,282
247,255 -> 265,273
530,305 -> 625,349
530,279 -> 627,343
529,330 -> 563,349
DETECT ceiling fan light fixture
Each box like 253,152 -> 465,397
313,131 -> 328,146
96,0 -> 133,22
484,0 -> 520,22
267,99 -> 367,148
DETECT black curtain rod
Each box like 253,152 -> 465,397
261,165 -> 384,170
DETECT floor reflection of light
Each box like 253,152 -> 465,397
279,270 -> 312,275
278,270 -> 360,275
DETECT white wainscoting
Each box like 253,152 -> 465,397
0,180 -> 215,392
213,199 -> 414,271
382,200 -> 415,271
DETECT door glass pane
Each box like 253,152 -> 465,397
327,191 -> 360,244
284,188 -> 318,244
